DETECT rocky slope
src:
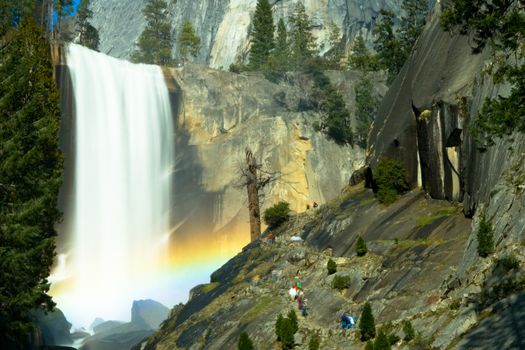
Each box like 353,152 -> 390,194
89,0 -> 403,68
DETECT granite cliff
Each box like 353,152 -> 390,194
89,0 -> 403,68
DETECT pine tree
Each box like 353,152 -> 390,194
76,0 -> 99,50
0,17 -> 63,347
238,331 -> 254,350
268,18 -> 290,74
399,0 -> 428,55
356,235 -> 368,257
327,258 -> 337,275
402,320 -> 415,341
275,313 -> 284,340
289,2 -> 317,70
374,330 -> 392,350
348,35 -> 379,72
287,309 -> 298,334
248,0 -> 275,70
354,75 -> 378,148
178,20 -> 200,63
359,302 -> 376,341
325,23 -> 344,69
477,215 -> 494,258
373,10 -> 405,84
131,0 -> 173,65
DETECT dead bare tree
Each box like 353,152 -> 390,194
239,147 -> 279,242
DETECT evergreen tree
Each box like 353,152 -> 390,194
374,330 -> 392,350
365,341 -> 375,350
356,235 -> 368,257
275,313 -> 284,340
402,320 -> 415,341
248,0 -> 275,70
131,0 -> 173,65
373,10 -> 405,83
308,335 -> 320,350
287,309 -> 298,334
268,18 -> 290,74
280,318 -> 295,349
354,75 -> 378,148
76,0 -> 99,50
441,0 -> 525,144
0,17 -> 63,347
238,331 -> 254,350
359,302 -> 376,341
399,0 -> 428,55
327,258 -> 337,275
477,215 -> 494,258
348,35 -> 379,72
289,2 -> 317,70
325,23 -> 344,69
178,20 -> 200,63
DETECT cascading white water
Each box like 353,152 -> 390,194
58,44 -> 174,326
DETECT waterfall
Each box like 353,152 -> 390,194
58,44 -> 175,326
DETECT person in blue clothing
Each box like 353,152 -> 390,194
340,313 -> 356,335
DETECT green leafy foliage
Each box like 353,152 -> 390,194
77,0 -> 99,50
308,335 -> 320,350
356,235 -> 368,257
402,320 -> 415,341
374,330 -> 392,350
131,0 -> 173,65
238,331 -> 254,350
497,254 -> 520,271
263,201 -> 290,227
0,17 -> 63,347
373,10 -> 405,84
441,0 -> 525,144
354,75 -> 379,148
327,258 -> 337,275
324,23 -> 344,69
477,215 -> 494,258
178,20 -> 201,63
365,341 -> 375,350
399,0 -> 428,55
287,309 -> 298,334
388,333 -> 400,345
373,158 -> 410,204
248,0 -> 275,70
359,302 -> 376,341
275,313 -> 284,340
332,275 -> 352,290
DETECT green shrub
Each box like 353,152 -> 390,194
374,331 -> 392,350
402,320 -> 415,341
498,254 -> 520,271
449,299 -> 461,310
238,331 -> 254,350
308,335 -> 320,350
359,302 -> 376,341
264,201 -> 290,227
388,333 -> 400,345
287,309 -> 298,334
477,215 -> 494,257
327,258 -> 337,275
356,235 -> 368,256
275,313 -> 284,340
365,341 -> 375,350
332,275 -> 352,290
373,158 -> 409,204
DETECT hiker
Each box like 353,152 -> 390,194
340,313 -> 356,333
302,298 -> 308,317
289,286 -> 297,301
313,201 -> 318,208
266,232 -> 274,244
297,294 -> 304,310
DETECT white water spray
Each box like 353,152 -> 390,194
58,44 -> 174,326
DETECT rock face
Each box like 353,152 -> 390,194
131,300 -> 170,330
89,0 -> 403,68
166,65 -> 374,257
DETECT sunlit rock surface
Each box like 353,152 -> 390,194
89,0 -> 402,68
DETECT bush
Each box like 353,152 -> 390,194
275,312 -> 297,349
373,158 -> 409,204
287,309 -> 298,334
374,331 -> 392,350
402,320 -> 415,341
327,258 -> 337,275
388,334 -> 400,345
308,335 -> 320,350
264,201 -> 290,226
477,215 -> 494,257
365,341 -> 375,350
498,254 -> 520,271
332,275 -> 352,290
359,302 -> 376,341
356,235 -> 368,256
238,331 -> 254,350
